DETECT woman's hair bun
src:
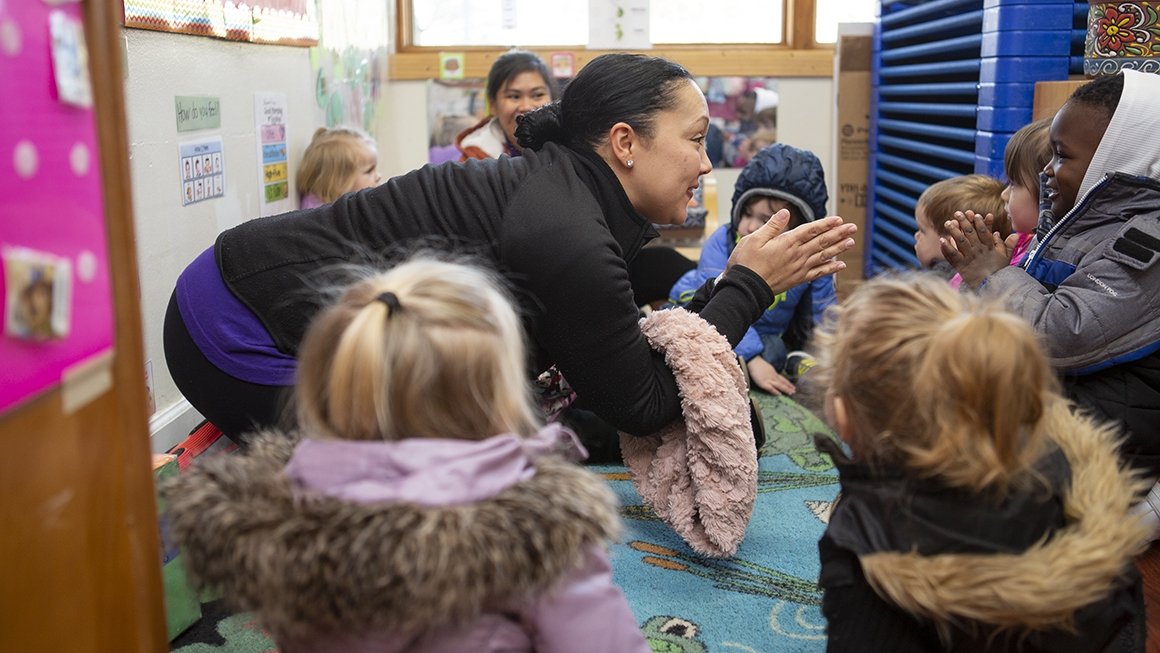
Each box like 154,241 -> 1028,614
516,102 -> 566,151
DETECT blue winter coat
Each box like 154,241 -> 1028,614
669,143 -> 836,361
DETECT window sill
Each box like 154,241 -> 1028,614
388,47 -> 835,80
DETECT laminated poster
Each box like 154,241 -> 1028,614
179,137 -> 225,206
255,92 -> 291,216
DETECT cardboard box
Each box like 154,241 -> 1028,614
833,24 -> 874,299
1033,78 -> 1088,121
153,453 -> 202,640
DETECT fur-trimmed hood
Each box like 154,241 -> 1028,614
822,401 -> 1150,632
163,426 -> 621,642
620,306 -> 758,558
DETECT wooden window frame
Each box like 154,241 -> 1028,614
389,0 -> 833,79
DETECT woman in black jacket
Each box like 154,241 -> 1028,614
163,53 -> 857,449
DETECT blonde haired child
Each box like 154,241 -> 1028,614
164,257 -> 650,653
912,174 -> 1007,280
296,126 -> 381,208
813,274 -> 1148,652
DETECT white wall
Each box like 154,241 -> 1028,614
376,81 -> 431,178
777,78 -> 835,215
123,29 -> 318,449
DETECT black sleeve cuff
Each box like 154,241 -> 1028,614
695,265 -> 775,347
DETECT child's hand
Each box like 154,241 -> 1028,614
747,356 -> 796,396
727,209 -> 857,294
940,210 -> 1009,289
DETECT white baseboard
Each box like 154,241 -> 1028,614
148,399 -> 205,453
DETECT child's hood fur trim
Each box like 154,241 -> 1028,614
163,432 -> 621,640
859,403 -> 1151,630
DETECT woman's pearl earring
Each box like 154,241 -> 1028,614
626,159 -> 634,168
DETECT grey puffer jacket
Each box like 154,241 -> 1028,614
986,173 -> 1160,474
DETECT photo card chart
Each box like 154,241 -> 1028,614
179,137 -> 224,206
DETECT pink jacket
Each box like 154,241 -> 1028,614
165,425 -> 649,653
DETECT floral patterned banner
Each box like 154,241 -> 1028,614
1085,1 -> 1160,75
123,0 -> 318,46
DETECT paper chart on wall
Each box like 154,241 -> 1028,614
179,137 -> 225,206
588,0 -> 651,50
255,92 -> 291,217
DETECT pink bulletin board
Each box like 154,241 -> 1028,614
0,1 -> 115,414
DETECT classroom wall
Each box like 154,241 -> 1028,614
377,81 -> 432,178
123,28 -> 320,449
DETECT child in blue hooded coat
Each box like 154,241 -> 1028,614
669,143 -> 836,396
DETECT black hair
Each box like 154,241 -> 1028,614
515,53 -> 694,152
1069,72 -> 1124,121
486,50 -> 555,105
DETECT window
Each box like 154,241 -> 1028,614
412,0 -> 784,46
393,0 -> 876,79
407,0 -> 870,48
814,0 -> 877,44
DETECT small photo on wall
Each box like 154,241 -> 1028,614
3,246 -> 72,341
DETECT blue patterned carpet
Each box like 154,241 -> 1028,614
594,392 -> 838,653
171,392 -> 838,652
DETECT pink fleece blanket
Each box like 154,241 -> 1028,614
619,307 -> 758,558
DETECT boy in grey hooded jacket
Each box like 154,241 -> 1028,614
946,69 -> 1160,480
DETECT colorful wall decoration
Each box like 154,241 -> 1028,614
123,0 -> 318,46
308,1 -> 389,134
1085,2 -> 1160,75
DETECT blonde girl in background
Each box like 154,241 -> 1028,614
297,126 -> 381,209
813,274 -> 1148,652
165,256 -> 649,653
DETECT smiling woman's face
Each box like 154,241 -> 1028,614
494,71 -> 552,148
620,80 -> 713,225
1043,100 -> 1109,217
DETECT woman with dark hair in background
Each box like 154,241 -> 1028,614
456,49 -> 556,161
163,53 -> 857,458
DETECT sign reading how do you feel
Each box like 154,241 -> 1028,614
175,96 -> 221,132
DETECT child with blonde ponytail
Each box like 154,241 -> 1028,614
813,274 -> 1149,652
164,257 -> 650,653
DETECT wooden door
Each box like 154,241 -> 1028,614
0,1 -> 166,651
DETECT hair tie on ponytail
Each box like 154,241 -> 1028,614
377,291 -> 402,314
